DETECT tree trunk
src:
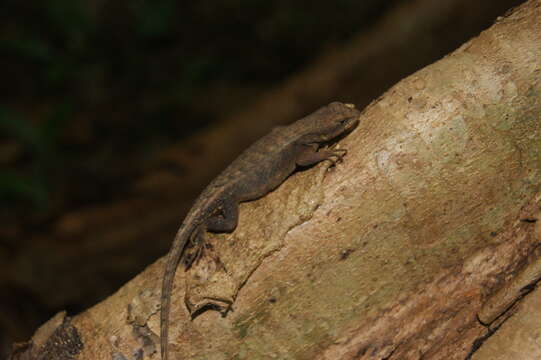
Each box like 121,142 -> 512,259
10,1 -> 541,359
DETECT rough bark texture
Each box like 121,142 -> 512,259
11,1 -> 541,359
3,0 -> 524,338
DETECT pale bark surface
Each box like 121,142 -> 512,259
11,1 -> 541,359
4,0 -> 523,332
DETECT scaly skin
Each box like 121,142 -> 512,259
160,101 -> 360,360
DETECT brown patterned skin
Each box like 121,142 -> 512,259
160,102 -> 360,360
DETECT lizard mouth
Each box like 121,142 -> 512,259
344,115 -> 360,130
338,115 -> 361,135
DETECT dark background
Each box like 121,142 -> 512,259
0,0 -> 525,356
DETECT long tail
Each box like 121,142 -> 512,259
160,221 -> 199,360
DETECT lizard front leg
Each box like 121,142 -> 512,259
295,143 -> 348,166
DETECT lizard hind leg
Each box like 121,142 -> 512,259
182,226 -> 205,268
182,198 -> 239,268
206,200 -> 239,233
182,200 -> 239,269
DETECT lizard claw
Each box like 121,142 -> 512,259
326,148 -> 348,166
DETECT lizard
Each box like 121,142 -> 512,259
160,101 -> 361,360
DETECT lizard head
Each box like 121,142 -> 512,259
294,102 -> 361,144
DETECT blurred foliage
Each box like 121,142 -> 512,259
0,105 -> 71,209
0,0 -> 393,218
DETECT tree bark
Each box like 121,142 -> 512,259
11,0 -> 541,359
